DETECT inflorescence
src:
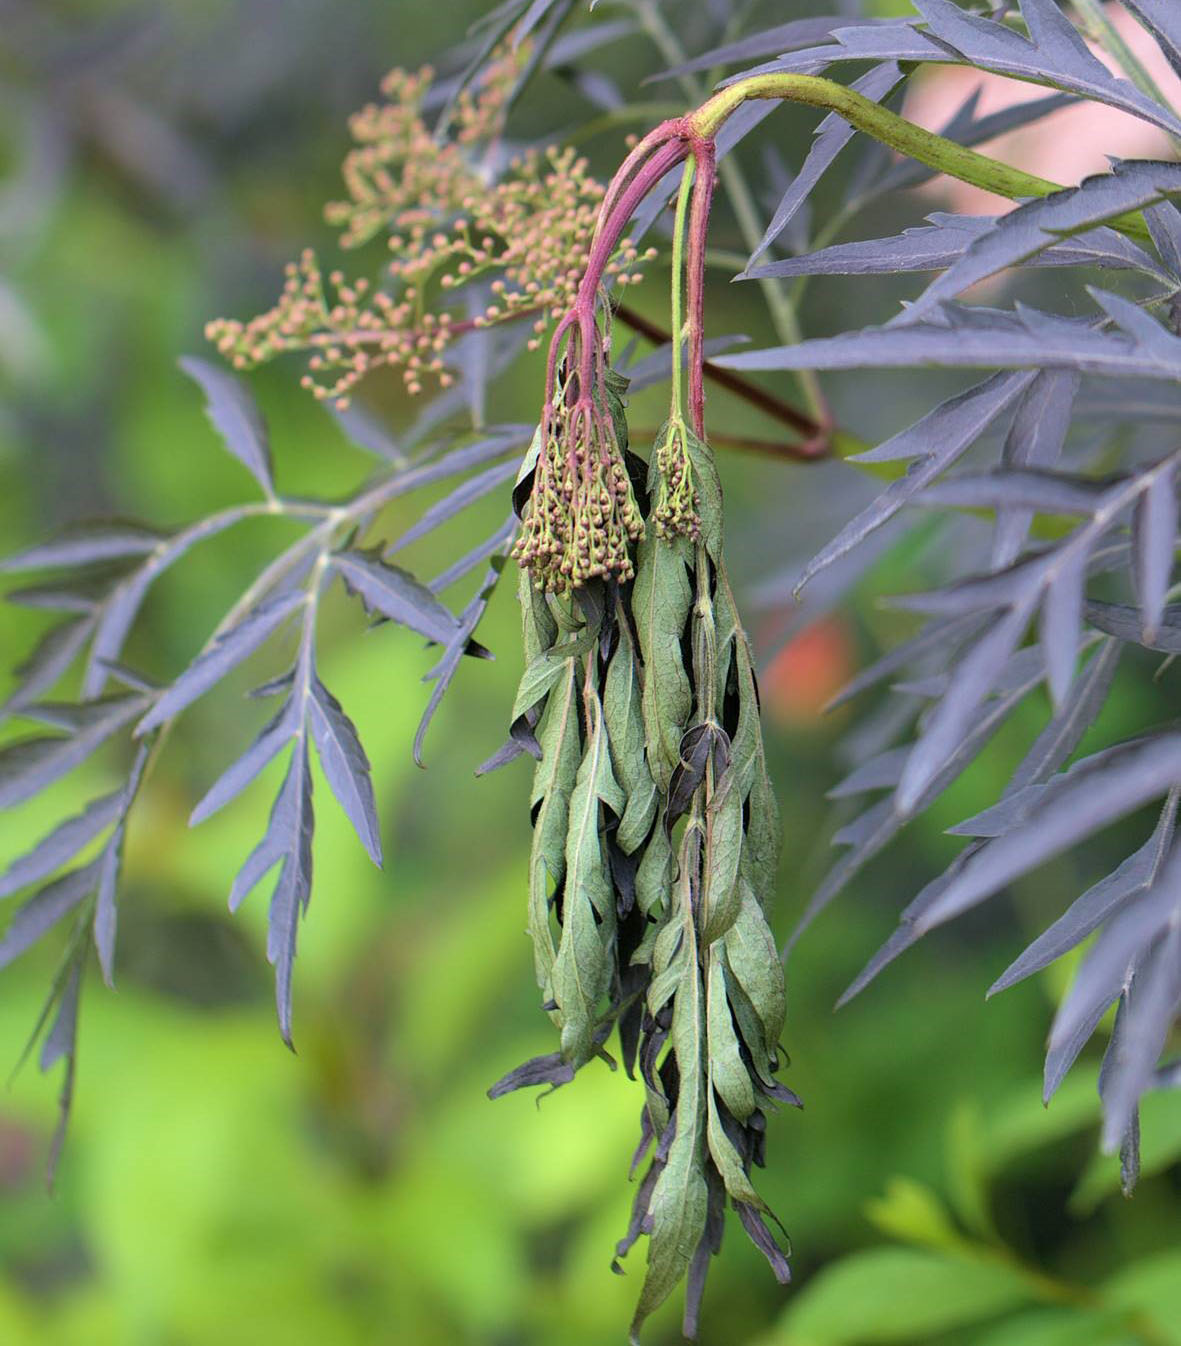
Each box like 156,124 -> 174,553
206,48 -> 653,407
512,316 -> 644,591
650,415 -> 700,540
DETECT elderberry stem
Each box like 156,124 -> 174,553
689,73 -> 1153,243
578,138 -> 688,315
669,158 -> 697,422
686,140 -> 715,441
629,0 -> 830,426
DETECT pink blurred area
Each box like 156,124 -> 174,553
902,4 -> 1181,214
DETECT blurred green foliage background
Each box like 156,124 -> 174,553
0,2 -> 1178,1344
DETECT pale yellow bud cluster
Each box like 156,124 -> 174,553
205,46 -> 654,407
651,418 -> 701,541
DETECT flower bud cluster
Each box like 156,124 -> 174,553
651,417 -> 701,541
205,48 -> 653,408
513,391 -> 644,593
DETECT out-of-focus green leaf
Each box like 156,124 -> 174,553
1103,1249 -> 1181,1345
862,1176 -> 967,1252
967,1308 -> 1133,1346
765,1247 -> 1033,1344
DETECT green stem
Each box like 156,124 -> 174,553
690,73 -> 1153,243
669,158 -> 696,423
630,0 -> 831,424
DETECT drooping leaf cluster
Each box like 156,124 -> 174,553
491,386 -> 794,1342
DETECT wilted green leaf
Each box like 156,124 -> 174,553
527,664 -> 582,1001
604,629 -> 658,854
552,687 -> 620,1063
634,534 -> 692,791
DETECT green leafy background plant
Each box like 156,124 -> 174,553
1,2 -> 1180,1345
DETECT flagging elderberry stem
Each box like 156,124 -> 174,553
519,63 -> 1161,590
689,73 -> 1153,243
648,159 -> 700,541
685,140 -> 715,441
514,136 -> 691,590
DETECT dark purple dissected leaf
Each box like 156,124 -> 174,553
190,699 -> 298,825
92,742 -> 147,988
328,399 -> 405,463
915,0 -> 1181,139
1044,853 -> 1179,1100
1003,636 -> 1121,796
1121,0 -> 1181,79
993,370 -> 1080,568
82,505 -> 262,700
745,62 -> 904,268
1077,378 -> 1181,422
136,590 -> 304,736
0,790 -> 123,900
1,616 -> 95,719
896,605 -> 1033,813
1084,597 -> 1181,652
898,161 -> 1181,324
0,695 -> 146,810
746,215 -> 1160,280
652,15 -> 893,79
93,829 -> 121,988
543,18 -> 636,70
308,678 -> 382,866
1144,200 -> 1181,277
955,733 -> 1150,842
836,843 -> 987,1007
1040,544 -> 1087,706
332,547 -> 461,646
989,789 -> 1177,995
827,746 -> 910,799
1099,996 -> 1142,1192
910,733 -> 1181,936
400,425 -> 529,486
6,565 -> 135,613
1131,460 -> 1176,642
800,640 -> 1051,942
0,859 -> 101,969
794,372 -> 1032,594
1098,917 -> 1181,1150
735,1202 -> 792,1285
230,741 -> 314,1047
826,613 -> 987,710
513,0 -> 568,47
429,516 -> 518,594
40,952 -> 83,1189
0,522 -> 165,573
718,22 -> 935,84
718,295 -> 1181,380
179,355 -> 274,496
726,4 -> 1181,139
415,545 -> 510,767
384,458 -> 518,558
918,468 -> 1107,516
